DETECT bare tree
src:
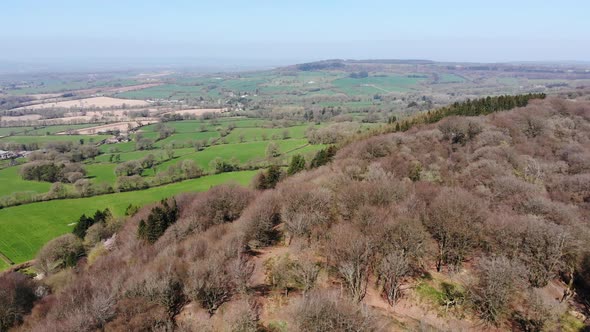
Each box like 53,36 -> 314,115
281,185 -> 333,242
469,256 -> 525,324
188,255 -> 234,315
520,218 -> 571,287
424,187 -> 485,272
293,291 -> 377,332
327,224 -> 372,302
378,251 -> 409,305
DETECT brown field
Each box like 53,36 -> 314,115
60,119 -> 159,134
64,108 -> 158,119
1,108 -> 160,127
0,114 -> 43,122
68,83 -> 162,97
15,97 -> 150,110
163,108 -> 225,116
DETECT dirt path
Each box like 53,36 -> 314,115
249,245 -> 291,287
363,278 -> 498,331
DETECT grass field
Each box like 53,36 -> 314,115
141,118 -> 267,133
100,141 -> 136,153
0,126 -> 35,136
436,74 -> 465,83
0,134 -> 109,145
155,131 -> 220,147
25,123 -> 103,135
0,167 -> 51,196
85,163 -> 119,184
223,125 -> 313,143
114,72 -> 428,101
332,75 -> 426,95
157,139 -> 317,170
0,124 -> 104,138
0,170 -> 257,267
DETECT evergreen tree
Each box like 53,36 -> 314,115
310,146 -> 337,168
138,220 -> 147,239
138,199 -> 179,244
71,208 -> 111,239
72,214 -> 93,238
265,165 -> 283,189
287,154 -> 306,175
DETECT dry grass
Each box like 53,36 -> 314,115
16,97 -> 150,110
59,120 -> 159,134
0,114 -> 42,121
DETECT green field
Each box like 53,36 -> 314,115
85,163 -> 119,184
332,75 -> 426,95
155,131 -> 220,148
0,171 -> 257,266
141,118 -> 267,133
100,141 -> 136,153
0,126 -> 35,136
436,74 -> 465,83
114,72 -> 428,101
158,139 -> 318,171
0,134 -> 109,145
24,123 -> 102,135
0,124 -> 101,137
0,167 -> 51,196
223,125 -> 313,143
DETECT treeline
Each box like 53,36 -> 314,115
392,93 -> 546,132
296,60 -> 345,71
253,146 -> 337,190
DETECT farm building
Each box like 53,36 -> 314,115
0,150 -> 18,160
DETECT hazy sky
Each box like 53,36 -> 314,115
1,0 -> 589,65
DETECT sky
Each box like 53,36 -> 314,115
0,0 -> 589,67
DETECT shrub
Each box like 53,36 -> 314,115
36,234 -> 84,275
309,146 -> 337,168
469,256 -> 525,324
252,165 -> 284,190
115,160 -> 143,177
0,272 -> 37,331
241,191 -> 282,248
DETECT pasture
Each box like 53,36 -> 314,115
0,170 -> 257,266
0,134 -> 109,145
331,75 -> 426,94
114,71 -> 431,101
0,167 -> 51,196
